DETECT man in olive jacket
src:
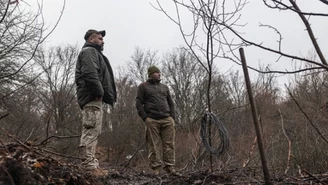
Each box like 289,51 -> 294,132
136,66 -> 178,175
75,29 -> 116,175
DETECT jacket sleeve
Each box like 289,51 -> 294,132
167,88 -> 175,119
80,48 -> 104,97
136,84 -> 147,121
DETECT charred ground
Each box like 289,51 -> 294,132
0,143 -> 327,185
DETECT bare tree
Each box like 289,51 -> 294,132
0,76 -> 44,141
0,0 -> 65,98
157,0 -> 327,73
161,48 -> 208,130
33,45 -> 80,153
105,47 -> 161,165
275,65 -> 328,174
152,0 -> 328,175
126,46 -> 159,83
153,0 -> 244,170
0,0 -> 65,143
35,45 -> 79,133
101,74 -> 146,165
261,0 -> 327,68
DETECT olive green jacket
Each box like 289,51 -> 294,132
75,42 -> 116,109
136,78 -> 175,121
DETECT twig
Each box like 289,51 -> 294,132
319,0 -> 328,5
289,0 -> 327,66
24,128 -> 35,143
1,127 -> 32,151
301,169 -> 327,185
202,174 -> 210,185
38,134 -> 81,146
0,165 -> 15,185
180,161 -> 189,172
0,72 -> 44,101
0,127 -> 81,161
285,85 -> 328,145
45,116 -> 51,147
121,142 -> 147,170
0,113 -> 9,120
278,109 -> 292,175
242,136 -> 257,167
157,176 -> 163,185
0,139 -> 10,153
36,147 -> 84,160
0,0 -> 11,24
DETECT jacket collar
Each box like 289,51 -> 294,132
147,78 -> 161,84
83,42 -> 102,52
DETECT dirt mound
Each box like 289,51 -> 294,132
1,143 -> 327,185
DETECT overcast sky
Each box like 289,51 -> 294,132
30,0 -> 328,83
40,0 -> 187,68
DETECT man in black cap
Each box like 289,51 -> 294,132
75,29 -> 117,176
135,66 -> 179,175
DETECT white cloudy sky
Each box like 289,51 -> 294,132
27,0 -> 328,82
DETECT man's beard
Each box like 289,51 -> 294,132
154,77 -> 161,82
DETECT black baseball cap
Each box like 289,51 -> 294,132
84,29 -> 106,40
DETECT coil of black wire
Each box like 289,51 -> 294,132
200,111 -> 230,155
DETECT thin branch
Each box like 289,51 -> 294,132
0,165 -> 15,185
278,109 -> 292,175
0,71 -> 44,101
0,113 -> 9,120
318,0 -> 328,5
38,134 -> 81,146
1,127 -> 83,160
0,0 -> 66,79
0,0 -> 11,24
121,142 -> 147,170
259,23 -> 282,52
288,0 -> 327,66
263,0 -> 328,16
286,85 -> 328,145
215,21 -> 328,70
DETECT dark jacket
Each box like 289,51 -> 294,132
75,42 -> 117,109
136,78 -> 175,121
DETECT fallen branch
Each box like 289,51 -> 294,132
301,169 -> 327,185
0,113 -> 9,121
121,142 -> 147,171
36,147 -> 84,160
1,127 -> 82,160
38,134 -> 81,146
0,139 -> 9,154
1,127 -> 34,151
0,165 -> 15,185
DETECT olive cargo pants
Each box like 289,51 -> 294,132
145,117 -> 176,169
